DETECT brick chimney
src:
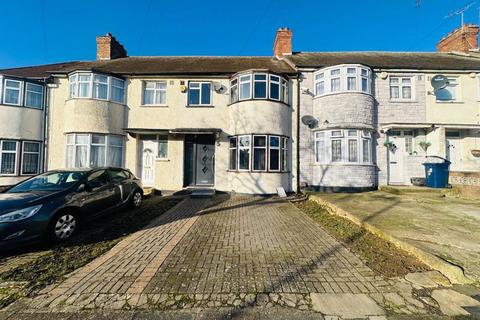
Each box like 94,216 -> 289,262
273,27 -> 292,58
96,33 -> 127,60
437,24 -> 479,53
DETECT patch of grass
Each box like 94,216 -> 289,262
0,196 -> 182,307
295,200 -> 429,277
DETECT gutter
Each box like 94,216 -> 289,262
296,73 -> 301,194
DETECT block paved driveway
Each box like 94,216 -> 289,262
17,195 -> 394,312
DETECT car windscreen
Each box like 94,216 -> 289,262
7,171 -> 86,193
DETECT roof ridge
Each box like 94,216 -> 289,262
0,61 -> 82,71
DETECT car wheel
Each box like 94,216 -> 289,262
50,212 -> 78,242
131,190 -> 143,208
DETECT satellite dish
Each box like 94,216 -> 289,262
301,115 -> 318,129
431,75 -> 449,90
213,82 -> 225,93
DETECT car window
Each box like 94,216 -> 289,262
86,170 -> 110,189
109,169 -> 129,183
8,171 -> 86,193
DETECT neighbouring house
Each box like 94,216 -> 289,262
0,69 -> 47,187
288,25 -> 480,191
0,26 -> 479,194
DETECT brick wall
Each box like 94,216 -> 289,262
437,25 -> 479,53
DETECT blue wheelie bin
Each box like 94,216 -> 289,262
423,156 -> 451,188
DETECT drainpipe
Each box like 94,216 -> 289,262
296,74 -> 301,194
42,77 -> 51,173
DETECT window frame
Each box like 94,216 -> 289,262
3,79 -> 23,106
143,81 -> 167,106
0,140 -> 18,176
228,136 -> 238,170
314,129 -> 373,165
68,72 -> 125,104
268,135 -> 281,172
313,65 -> 372,97
389,76 -> 414,101
252,135 -> 267,172
21,141 -> 41,175
188,81 -> 212,106
65,133 -> 125,168
237,135 -> 251,171
229,72 -> 290,105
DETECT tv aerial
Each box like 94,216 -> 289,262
444,2 -> 476,27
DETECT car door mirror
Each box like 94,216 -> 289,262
78,183 -> 92,193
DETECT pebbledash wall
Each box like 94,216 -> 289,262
46,73 -> 297,194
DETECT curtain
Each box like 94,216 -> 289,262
75,146 -> 88,168
91,146 -> 106,167
22,153 -> 39,174
0,153 -> 15,174
108,146 -> 122,167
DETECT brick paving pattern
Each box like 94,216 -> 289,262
145,195 -> 388,295
9,195 -> 400,313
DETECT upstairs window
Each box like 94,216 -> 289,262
143,81 -> 167,105
3,79 -> 22,105
314,65 -> 372,97
230,72 -> 290,104
390,76 -> 413,100
188,81 -> 211,106
69,72 -> 125,104
2,78 -> 44,109
435,77 -> 457,101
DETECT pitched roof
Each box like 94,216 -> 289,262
0,56 -> 296,78
286,52 -> 480,70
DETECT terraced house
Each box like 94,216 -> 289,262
1,26 -> 479,194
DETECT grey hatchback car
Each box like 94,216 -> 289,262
0,167 -> 143,248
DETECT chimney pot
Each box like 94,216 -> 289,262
437,24 -> 479,53
273,27 -> 292,58
96,33 -> 127,60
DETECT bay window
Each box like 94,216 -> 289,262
188,81 -> 211,106
69,72 -> 125,103
314,65 -> 372,96
390,76 -> 413,100
66,133 -> 124,168
229,134 -> 289,172
0,140 -> 17,175
21,142 -> 41,175
315,129 -> 373,165
230,72 -> 290,104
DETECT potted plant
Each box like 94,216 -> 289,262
471,149 -> 480,158
419,141 -> 431,152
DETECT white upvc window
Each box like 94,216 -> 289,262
239,75 -> 252,100
188,81 -> 211,106
143,81 -> 167,105
93,74 -> 108,100
314,65 -> 372,97
157,135 -> 168,159
66,133 -> 124,168
252,135 -> 267,171
110,78 -> 125,103
315,129 -> 373,165
253,74 -> 267,99
281,78 -> 289,104
269,75 -> 281,100
25,83 -> 44,108
268,136 -> 281,171
69,72 -> 125,103
229,136 -> 237,170
238,135 -> 251,171
229,134 -> 289,172
435,77 -> 458,102
21,141 -> 41,175
390,76 -> 413,100
3,79 -> 22,105
0,140 -> 18,175
230,78 -> 238,103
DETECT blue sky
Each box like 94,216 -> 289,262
0,0 -> 478,68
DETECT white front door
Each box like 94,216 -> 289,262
446,134 -> 462,171
141,141 -> 157,187
388,134 -> 404,184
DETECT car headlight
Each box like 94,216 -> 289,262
0,205 -> 43,223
